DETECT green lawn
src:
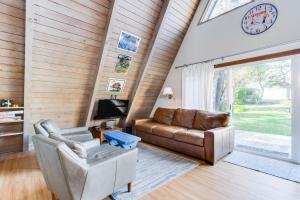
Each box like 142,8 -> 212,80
232,105 -> 291,136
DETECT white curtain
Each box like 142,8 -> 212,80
182,62 -> 214,111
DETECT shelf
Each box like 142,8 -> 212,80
0,132 -> 23,137
0,107 -> 24,110
0,120 -> 24,124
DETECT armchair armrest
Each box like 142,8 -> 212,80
81,139 -> 101,158
204,126 -> 234,165
61,126 -> 89,134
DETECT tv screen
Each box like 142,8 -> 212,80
94,99 -> 129,119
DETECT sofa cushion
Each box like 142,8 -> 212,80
171,109 -> 196,129
153,107 -> 176,125
174,129 -> 204,146
135,121 -> 161,133
193,111 -> 230,131
152,125 -> 186,139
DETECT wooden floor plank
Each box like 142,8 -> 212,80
0,151 -> 300,200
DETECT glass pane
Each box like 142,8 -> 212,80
213,70 -> 229,112
232,59 -> 292,159
202,0 -> 252,22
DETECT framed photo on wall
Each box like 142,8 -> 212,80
115,54 -> 132,74
106,78 -> 126,93
117,31 -> 141,53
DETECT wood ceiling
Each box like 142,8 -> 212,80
0,0 -> 199,149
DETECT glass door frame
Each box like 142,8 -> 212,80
215,55 -> 300,164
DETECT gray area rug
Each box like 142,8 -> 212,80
224,151 -> 300,183
111,143 -> 199,200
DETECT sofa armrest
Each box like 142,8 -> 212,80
132,118 -> 152,135
204,126 -> 234,165
132,118 -> 152,126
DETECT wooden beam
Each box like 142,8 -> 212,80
215,48 -> 300,68
125,0 -> 174,125
23,0 -> 34,151
85,0 -> 120,126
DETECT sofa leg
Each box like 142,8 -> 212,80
51,192 -> 56,200
128,182 -> 132,192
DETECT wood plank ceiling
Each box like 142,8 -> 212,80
0,0 -> 200,148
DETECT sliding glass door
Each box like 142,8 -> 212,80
213,55 -> 300,163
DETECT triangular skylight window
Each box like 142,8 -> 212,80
201,0 -> 252,23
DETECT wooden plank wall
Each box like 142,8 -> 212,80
126,0 -> 200,123
92,0 -> 164,111
0,0 -> 200,138
0,0 -> 25,106
30,0 -> 111,128
0,0 -> 25,136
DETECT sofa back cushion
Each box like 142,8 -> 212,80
193,110 -> 230,131
153,107 -> 175,125
171,108 -> 196,129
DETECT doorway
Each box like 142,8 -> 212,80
213,56 -> 299,161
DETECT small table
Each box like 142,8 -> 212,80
104,131 -> 141,149
90,127 -> 123,144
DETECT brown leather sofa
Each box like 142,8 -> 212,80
133,107 -> 234,164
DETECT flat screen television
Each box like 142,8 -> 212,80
94,99 -> 129,119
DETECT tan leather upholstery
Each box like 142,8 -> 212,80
153,107 -> 175,125
135,121 -> 160,133
171,108 -> 196,129
174,129 -> 204,146
193,110 -> 230,131
152,125 -> 186,139
133,107 -> 234,165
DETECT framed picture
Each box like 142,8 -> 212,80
117,31 -> 141,53
107,78 -> 126,93
115,54 -> 132,74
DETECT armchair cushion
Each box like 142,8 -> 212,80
153,107 -> 175,125
171,108 -> 197,129
193,111 -> 230,131
49,133 -> 100,159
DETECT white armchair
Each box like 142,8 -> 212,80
32,134 -> 138,200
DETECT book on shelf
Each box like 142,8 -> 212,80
0,111 -> 23,120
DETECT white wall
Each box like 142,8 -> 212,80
152,0 -> 300,116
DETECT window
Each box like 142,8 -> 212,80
201,0 -> 252,23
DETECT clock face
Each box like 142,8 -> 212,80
242,3 -> 278,35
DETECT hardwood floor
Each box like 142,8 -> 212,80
1,152 -> 300,200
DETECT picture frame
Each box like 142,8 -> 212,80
106,78 -> 126,93
115,54 -> 132,74
117,31 -> 141,53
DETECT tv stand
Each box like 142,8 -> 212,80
90,126 -> 123,144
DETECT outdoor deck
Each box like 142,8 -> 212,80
235,130 -> 291,158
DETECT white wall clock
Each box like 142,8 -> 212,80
242,3 -> 278,35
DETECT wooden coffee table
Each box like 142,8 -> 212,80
90,127 -> 123,144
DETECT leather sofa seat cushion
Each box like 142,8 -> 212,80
152,125 -> 186,139
153,107 -> 176,125
135,122 -> 160,133
174,129 -> 204,146
193,111 -> 230,131
171,108 -> 196,129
